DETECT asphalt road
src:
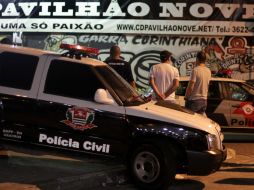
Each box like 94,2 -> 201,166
0,141 -> 254,190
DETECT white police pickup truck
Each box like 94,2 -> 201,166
0,44 -> 226,190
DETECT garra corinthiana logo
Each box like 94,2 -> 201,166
61,107 -> 97,131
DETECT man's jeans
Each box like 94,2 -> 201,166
185,99 -> 207,115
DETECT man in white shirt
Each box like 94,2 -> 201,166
150,50 -> 180,102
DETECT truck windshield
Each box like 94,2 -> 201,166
95,66 -> 145,106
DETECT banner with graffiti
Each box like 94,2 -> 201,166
0,0 -> 254,89
1,33 -> 252,88
0,0 -> 254,36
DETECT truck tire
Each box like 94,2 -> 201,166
129,142 -> 176,190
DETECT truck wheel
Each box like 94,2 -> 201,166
129,143 -> 176,190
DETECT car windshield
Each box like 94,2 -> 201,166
242,82 -> 254,96
95,66 -> 145,106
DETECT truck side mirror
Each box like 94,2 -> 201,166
94,89 -> 115,105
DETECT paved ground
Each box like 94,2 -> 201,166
0,142 -> 254,190
0,143 -> 127,190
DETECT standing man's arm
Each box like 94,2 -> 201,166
150,77 -> 165,100
165,79 -> 179,97
165,68 -> 180,97
185,69 -> 196,100
185,80 -> 195,100
130,81 -> 136,89
125,63 -> 137,89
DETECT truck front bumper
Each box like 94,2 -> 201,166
186,145 -> 227,175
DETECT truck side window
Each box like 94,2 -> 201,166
44,60 -> 104,101
0,52 -> 38,90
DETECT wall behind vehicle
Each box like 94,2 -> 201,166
0,0 -> 254,89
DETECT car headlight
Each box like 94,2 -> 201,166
206,134 -> 219,150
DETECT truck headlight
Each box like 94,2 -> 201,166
206,134 -> 219,150
220,132 -> 224,142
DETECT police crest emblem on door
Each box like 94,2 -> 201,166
61,107 -> 97,131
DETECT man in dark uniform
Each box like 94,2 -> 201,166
105,45 -> 136,88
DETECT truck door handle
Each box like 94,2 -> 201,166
232,104 -> 240,108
